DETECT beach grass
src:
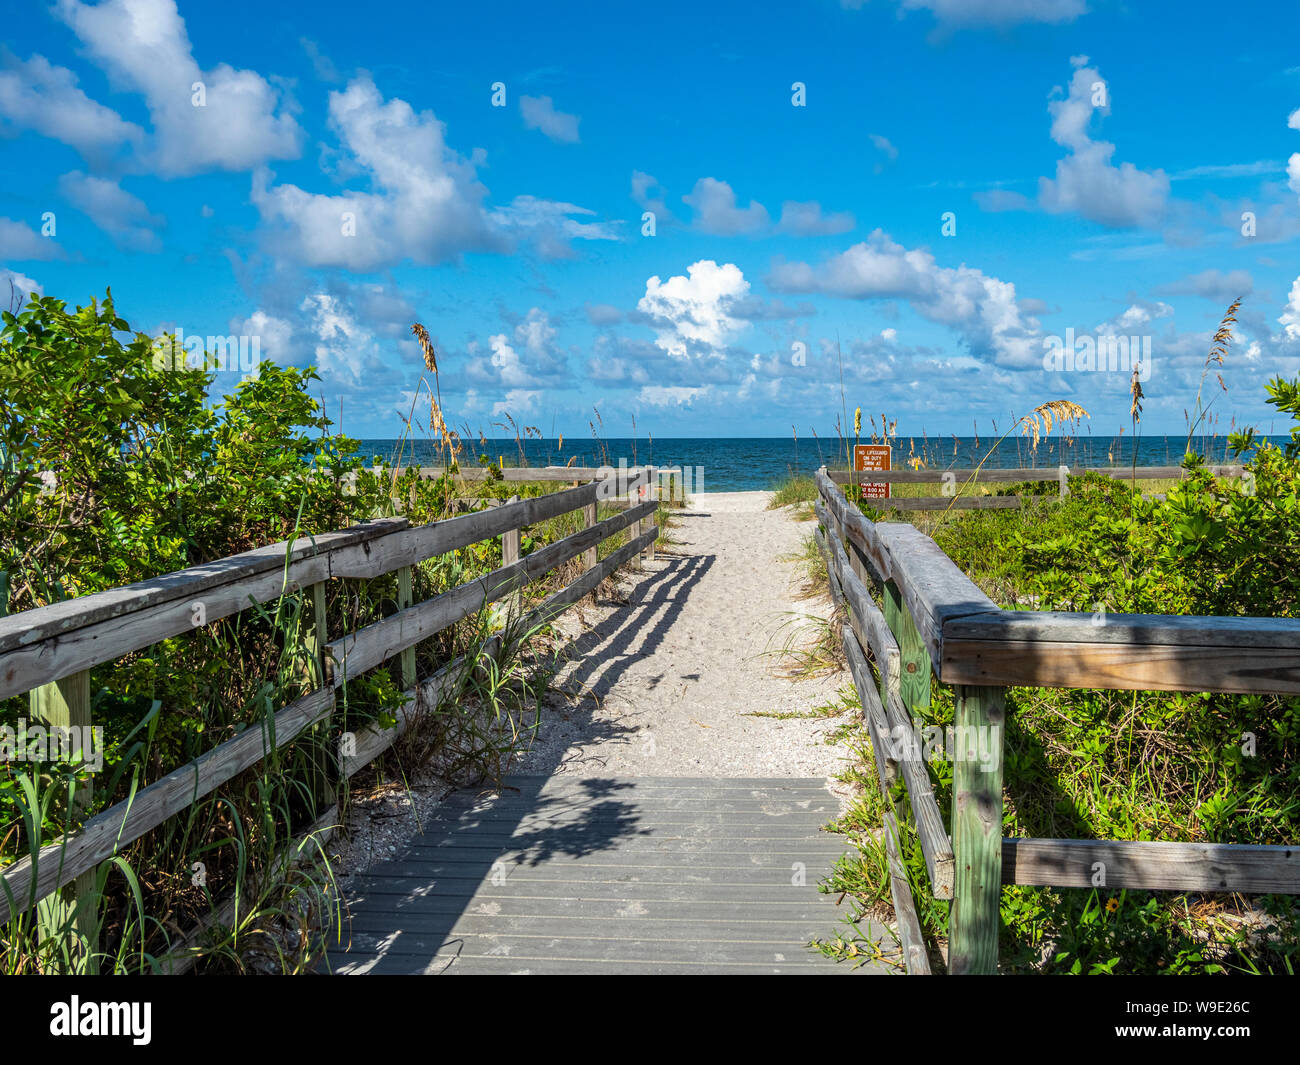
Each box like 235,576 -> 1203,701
767,472 -> 818,509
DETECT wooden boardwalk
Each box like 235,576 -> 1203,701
325,775 -> 882,974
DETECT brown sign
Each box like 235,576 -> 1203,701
854,444 -> 891,499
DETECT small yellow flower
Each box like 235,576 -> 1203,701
1105,897 -> 1120,914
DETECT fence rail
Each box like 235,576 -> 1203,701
825,464 -> 1246,511
0,479 -> 659,966
412,464 -> 680,483
813,465 -> 1300,975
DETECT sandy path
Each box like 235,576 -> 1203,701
517,491 -> 854,780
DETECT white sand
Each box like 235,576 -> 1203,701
517,491 -> 854,781
331,490 -> 856,874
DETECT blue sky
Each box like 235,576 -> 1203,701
4,0 -> 1300,440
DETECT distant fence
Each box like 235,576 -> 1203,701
396,464 -> 694,501
813,466 -> 1300,975
825,465 -> 1246,511
0,478 -> 659,972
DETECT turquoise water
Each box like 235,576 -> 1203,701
353,436 -> 1275,493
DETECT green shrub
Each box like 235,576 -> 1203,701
829,375 -> 1300,973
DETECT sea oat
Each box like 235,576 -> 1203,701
1021,400 -> 1089,450
412,323 -> 437,373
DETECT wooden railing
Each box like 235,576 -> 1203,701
813,466 -> 1300,975
412,464 -> 679,482
0,477 -> 660,970
365,463 -> 688,501
825,464 -> 1246,511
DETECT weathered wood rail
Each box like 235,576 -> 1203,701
413,464 -> 679,483
354,463 -> 689,503
814,466 -> 1300,975
826,464 -> 1245,511
0,477 -> 660,971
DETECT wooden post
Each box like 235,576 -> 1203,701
502,495 -> 521,616
884,580 -> 931,716
30,669 -> 98,973
583,502 -> 598,571
948,684 -> 1006,975
306,581 -> 336,808
646,466 -> 656,564
397,566 -> 416,689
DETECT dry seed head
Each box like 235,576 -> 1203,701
412,323 -> 437,373
1022,400 -> 1090,449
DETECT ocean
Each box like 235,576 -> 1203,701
352,435 -> 1277,493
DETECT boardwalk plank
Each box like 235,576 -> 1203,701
328,775 -> 884,974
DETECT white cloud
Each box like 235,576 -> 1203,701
519,95 -> 580,143
635,173 -> 849,239
488,335 -> 533,388
471,307 -> 567,390
869,133 -> 898,174
298,292 -> 373,383
1,267 -> 42,307
586,303 -> 622,325
231,309 -> 294,361
58,172 -> 163,251
55,0 -> 302,177
637,260 -> 751,358
1287,107 -> 1300,200
1158,268 -> 1254,302
683,178 -> 770,236
888,0 -> 1086,27
0,51 -> 143,163
1036,59 -> 1169,227
974,188 -> 1034,212
0,218 -> 61,260
638,385 -> 710,407
252,75 -> 502,269
631,170 -> 676,224
1093,300 -> 1173,335
1280,275 -> 1300,340
1171,160 -> 1280,180
300,38 -> 341,84
776,200 -> 855,236
870,133 -> 898,159
493,389 -> 543,416
767,229 -> 1042,367
514,306 -> 557,359
489,195 -> 619,259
